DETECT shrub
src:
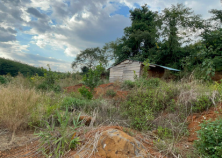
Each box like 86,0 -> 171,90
121,83 -> 178,130
157,126 -> 173,139
36,65 -> 61,92
195,119 -> 222,157
60,97 -> 89,111
0,76 -> 8,84
121,80 -> 135,89
78,86 -> 93,100
192,95 -> 213,112
135,77 -> 160,88
82,63 -> 105,92
106,89 -> 116,97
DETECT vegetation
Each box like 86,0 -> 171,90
82,63 -> 105,92
1,3 -> 222,158
36,109 -> 82,158
195,119 -> 222,157
0,57 -> 44,77
105,89 -> 116,97
72,5 -> 222,81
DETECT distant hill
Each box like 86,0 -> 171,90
0,57 -> 44,77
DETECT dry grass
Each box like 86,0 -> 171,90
0,84 -> 43,132
58,77 -> 81,88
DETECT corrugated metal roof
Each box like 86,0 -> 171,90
108,59 -> 180,71
155,65 -> 180,71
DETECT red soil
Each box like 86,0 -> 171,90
63,83 -> 89,93
187,103 -> 222,142
64,83 -> 128,100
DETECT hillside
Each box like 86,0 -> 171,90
0,58 -> 45,77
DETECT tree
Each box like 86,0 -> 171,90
209,9 -> 222,23
158,4 -> 204,68
71,47 -> 107,69
110,4 -> 160,64
81,66 -> 89,75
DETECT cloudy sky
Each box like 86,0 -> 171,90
0,0 -> 221,72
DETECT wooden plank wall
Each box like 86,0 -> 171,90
109,60 -> 141,82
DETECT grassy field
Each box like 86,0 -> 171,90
0,73 -> 222,157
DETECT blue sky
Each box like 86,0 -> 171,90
0,0 -> 221,72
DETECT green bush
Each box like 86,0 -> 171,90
195,119 -> 222,157
82,63 -> 105,92
0,76 -> 8,84
121,80 -> 135,89
61,97 -> 89,110
121,84 -> 177,130
135,78 -> 161,88
37,82 -> 61,92
106,89 -> 116,97
157,126 -> 173,139
78,86 -> 93,100
192,95 -> 213,113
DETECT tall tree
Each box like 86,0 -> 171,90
158,4 -> 204,68
111,4 -> 160,64
71,47 -> 107,69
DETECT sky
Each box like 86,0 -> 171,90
0,0 -> 221,72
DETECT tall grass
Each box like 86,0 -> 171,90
0,84 -> 43,131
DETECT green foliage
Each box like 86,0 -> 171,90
71,47 -> 109,69
157,126 -> 173,139
0,57 -> 44,77
121,80 -> 135,89
61,97 -> 89,110
82,63 -> 105,92
78,86 -> 93,100
192,95 -> 213,113
105,89 -> 116,97
37,65 -> 61,92
134,77 -> 161,88
142,59 -> 150,78
0,76 -> 8,84
36,108 -> 82,158
195,119 -> 222,157
121,83 -> 177,130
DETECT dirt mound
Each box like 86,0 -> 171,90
187,104 -> 222,142
63,83 -> 89,93
94,83 -> 128,100
64,83 -> 128,100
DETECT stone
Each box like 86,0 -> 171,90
96,129 -> 147,158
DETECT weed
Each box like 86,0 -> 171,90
60,97 -> 89,111
78,86 -> 93,100
121,80 -> 135,89
0,76 -> 8,84
195,118 -> 222,157
192,95 -> 213,112
106,89 -> 116,97
36,108 -> 82,158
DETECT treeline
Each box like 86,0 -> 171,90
72,4 -> 222,80
0,57 -> 44,77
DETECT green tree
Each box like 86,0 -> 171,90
82,63 -> 105,92
110,4 -> 160,64
158,3 -> 204,68
71,47 -> 108,69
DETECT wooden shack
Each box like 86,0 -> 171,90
109,59 -> 180,82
